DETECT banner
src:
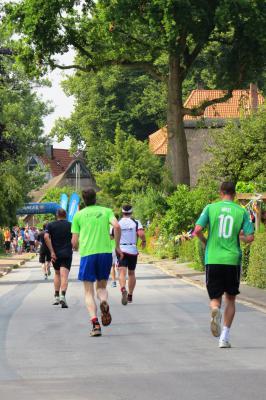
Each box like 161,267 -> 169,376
16,202 -> 60,215
67,192 -> 80,222
60,193 -> 69,211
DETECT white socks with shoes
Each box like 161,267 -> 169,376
220,326 -> 230,343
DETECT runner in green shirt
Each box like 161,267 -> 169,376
194,182 -> 254,348
72,188 -> 122,337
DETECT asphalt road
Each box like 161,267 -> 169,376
0,253 -> 266,400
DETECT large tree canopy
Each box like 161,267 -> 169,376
0,32 -> 50,225
201,108 -> 266,190
4,0 -> 266,184
52,66 -> 167,172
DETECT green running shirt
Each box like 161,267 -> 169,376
71,205 -> 115,257
196,200 -> 254,265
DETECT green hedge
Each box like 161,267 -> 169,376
247,233 -> 266,288
179,238 -> 205,271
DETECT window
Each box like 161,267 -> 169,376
28,157 -> 38,171
66,162 -> 91,178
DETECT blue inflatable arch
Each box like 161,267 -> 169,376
16,202 -> 61,216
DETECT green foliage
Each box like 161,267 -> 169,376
160,183 -> 218,236
178,238 -> 205,271
96,125 -> 168,208
153,234 -> 179,260
52,67 -> 166,173
247,234 -> 266,289
6,0 -> 266,184
132,187 -> 168,225
241,244 -> 251,280
0,33 -> 50,226
202,108 -> 266,185
236,182 -> 255,194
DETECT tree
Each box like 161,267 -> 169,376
96,125 -> 169,208
0,32 -> 51,225
5,1 -> 266,184
52,66 -> 167,172
201,108 -> 266,190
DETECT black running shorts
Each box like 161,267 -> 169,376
205,264 -> 241,300
53,257 -> 72,271
118,254 -> 138,271
39,251 -> 51,264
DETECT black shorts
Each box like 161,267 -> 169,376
206,264 -> 241,300
29,241 -> 35,246
4,241 -> 11,250
39,251 -> 51,264
53,257 -> 72,271
118,254 -> 138,271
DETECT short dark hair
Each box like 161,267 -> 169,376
82,188 -> 96,206
220,181 -> 236,195
56,208 -> 67,219
122,204 -> 132,214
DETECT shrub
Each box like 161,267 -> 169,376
247,233 -> 266,288
160,183 -> 218,236
132,187 -> 168,225
241,244 -> 251,279
178,238 -> 205,271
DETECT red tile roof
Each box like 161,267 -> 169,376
183,89 -> 264,120
149,89 -> 264,155
40,149 -> 75,177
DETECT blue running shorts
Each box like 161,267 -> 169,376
78,253 -> 112,282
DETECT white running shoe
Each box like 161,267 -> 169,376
60,295 -> 68,308
219,340 -> 231,348
53,296 -> 60,305
210,307 -> 222,337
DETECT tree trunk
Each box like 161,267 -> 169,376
166,54 -> 190,186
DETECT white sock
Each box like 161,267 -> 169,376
220,326 -> 230,342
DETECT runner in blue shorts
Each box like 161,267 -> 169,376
72,188 -> 122,337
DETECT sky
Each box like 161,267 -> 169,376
37,51 -> 75,149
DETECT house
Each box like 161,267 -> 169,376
28,145 -> 96,203
149,85 -> 264,185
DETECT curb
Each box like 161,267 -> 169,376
0,255 -> 35,278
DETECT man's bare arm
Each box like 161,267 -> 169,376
44,232 -> 56,261
110,218 -> 122,257
71,233 -> 79,250
239,233 -> 254,244
194,225 -> 207,247
137,229 -> 146,249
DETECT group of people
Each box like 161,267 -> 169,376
4,181 -> 254,347
43,182 -> 254,348
39,189 -> 146,334
2,225 -> 40,255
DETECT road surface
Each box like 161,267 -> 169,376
0,253 -> 266,400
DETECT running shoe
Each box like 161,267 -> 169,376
53,296 -> 60,305
100,301 -> 112,326
111,281 -> 117,288
60,295 -> 68,308
219,340 -> 231,348
121,289 -> 128,306
210,307 -> 222,337
127,294 -> 133,303
90,323 -> 102,337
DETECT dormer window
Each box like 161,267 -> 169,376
28,157 -> 38,171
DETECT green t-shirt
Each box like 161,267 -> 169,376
196,200 -> 254,265
71,205 -> 115,257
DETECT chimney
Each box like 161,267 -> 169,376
45,144 -> 54,159
250,83 -> 258,112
